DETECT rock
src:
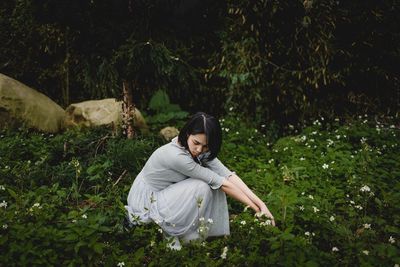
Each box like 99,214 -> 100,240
64,98 -> 148,132
0,73 -> 65,133
159,126 -> 179,141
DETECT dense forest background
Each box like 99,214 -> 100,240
1,0 -> 399,127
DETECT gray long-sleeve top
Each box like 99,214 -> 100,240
138,137 -> 234,191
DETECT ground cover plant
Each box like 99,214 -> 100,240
0,114 -> 399,266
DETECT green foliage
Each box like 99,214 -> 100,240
1,115 -> 399,266
146,89 -> 189,126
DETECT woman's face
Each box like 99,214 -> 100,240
187,133 -> 209,158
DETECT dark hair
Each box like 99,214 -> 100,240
178,112 -> 222,161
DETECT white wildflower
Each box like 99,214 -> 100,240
117,262 -> 125,267
363,223 -> 371,229
330,216 -> 335,222
332,247 -> 339,252
0,185 -> 5,191
207,218 -> 213,224
360,185 -> 371,193
389,236 -> 395,244
199,217 -> 205,222
0,200 -> 7,208
312,206 -> 320,213
362,250 -> 369,255
268,159 -> 274,164
354,205 -> 363,210
300,157 -> 305,161
240,220 -> 246,225
308,195 -> 314,200
322,163 -> 329,170
299,205 -> 305,211
221,246 -> 228,259
2,224 -> 8,229
72,219 -> 77,223
305,231 -> 310,236
81,214 -> 87,219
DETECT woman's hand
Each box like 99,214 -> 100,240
258,205 -> 275,226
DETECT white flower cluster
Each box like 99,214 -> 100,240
360,185 -> 371,193
0,185 -> 5,191
0,200 -> 8,208
220,246 -> 228,259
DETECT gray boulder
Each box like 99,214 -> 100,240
0,73 -> 65,133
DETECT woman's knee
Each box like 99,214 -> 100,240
192,180 -> 212,198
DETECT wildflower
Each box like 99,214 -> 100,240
0,185 -> 5,190
305,231 -> 310,236
229,107 -> 233,111
240,220 -> 246,225
207,218 -> 213,224
0,200 -> 7,208
360,185 -> 371,193
354,205 -> 363,210
2,224 -> 8,229
117,262 -> 125,267
312,206 -> 320,213
268,159 -> 274,164
81,214 -> 88,219
199,217 -> 205,222
33,203 -> 41,208
221,246 -> 228,259
362,250 -> 369,255
299,205 -> 305,211
330,216 -> 335,222
300,157 -> 305,161
308,195 -> 314,200
150,240 -> 155,247
72,219 -> 77,223
158,228 -> 163,234
363,223 -> 371,229
322,163 -> 329,170
389,236 -> 395,244
197,197 -> 203,208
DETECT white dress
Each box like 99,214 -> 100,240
125,137 -> 233,241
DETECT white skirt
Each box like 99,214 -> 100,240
125,174 -> 230,241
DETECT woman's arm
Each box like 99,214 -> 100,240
220,179 -> 260,213
227,174 -> 275,226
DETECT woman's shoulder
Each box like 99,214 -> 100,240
156,137 -> 189,157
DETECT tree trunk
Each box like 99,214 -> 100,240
122,80 -> 135,139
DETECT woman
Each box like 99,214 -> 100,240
125,112 -> 274,249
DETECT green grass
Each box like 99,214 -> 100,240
0,115 -> 399,266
